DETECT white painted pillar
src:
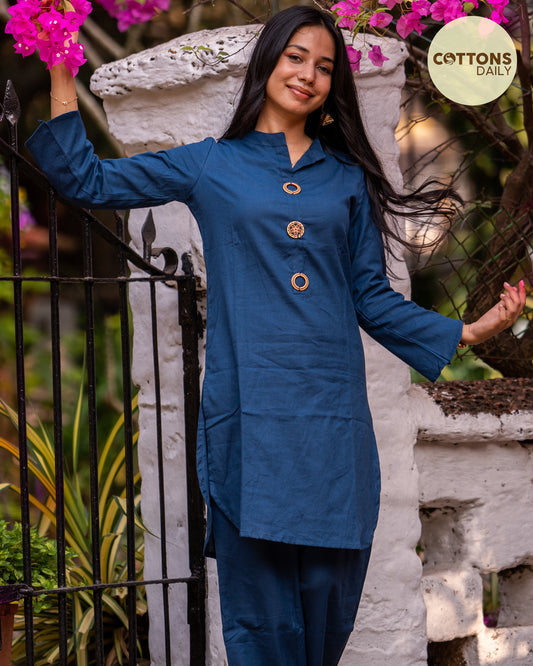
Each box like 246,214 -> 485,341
91,27 -> 425,665
339,39 -> 429,666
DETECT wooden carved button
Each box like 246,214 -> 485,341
283,182 -> 301,195
291,273 -> 309,291
287,221 -> 304,239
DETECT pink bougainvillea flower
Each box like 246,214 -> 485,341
411,0 -> 431,17
14,38 -> 38,56
331,0 -> 362,15
39,8 -> 72,40
6,17 -> 38,41
488,0 -> 509,23
7,0 -> 41,21
331,0 -> 362,30
490,8 -> 508,23
69,0 -> 93,17
61,41 -> 86,74
5,4 -> 37,38
98,0 -> 170,32
396,11 -> 425,38
429,0 -> 466,23
19,208 -> 36,230
346,44 -> 362,73
378,0 -> 401,9
47,47 -> 67,67
6,0 -> 173,63
5,0 -> 91,75
367,43 -> 389,67
368,11 -> 393,28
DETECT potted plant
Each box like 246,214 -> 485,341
0,520 -> 75,666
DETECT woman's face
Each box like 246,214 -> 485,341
263,25 -> 336,124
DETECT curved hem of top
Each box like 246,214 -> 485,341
237,525 -> 376,552
209,493 -> 378,553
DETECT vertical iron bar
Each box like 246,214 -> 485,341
178,278 -> 206,665
82,216 -> 105,664
7,89 -> 35,664
149,280 -> 172,665
48,188 -> 69,665
116,213 -> 138,665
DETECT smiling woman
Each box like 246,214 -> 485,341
24,5 -> 526,665
256,25 -> 335,164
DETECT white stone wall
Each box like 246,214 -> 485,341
91,23 -> 533,666
412,385 -> 533,665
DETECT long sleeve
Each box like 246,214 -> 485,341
25,111 -> 214,210
349,169 -> 463,382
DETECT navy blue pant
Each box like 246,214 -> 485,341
211,504 -> 372,666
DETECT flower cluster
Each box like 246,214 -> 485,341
5,0 -> 91,76
96,0 -> 169,32
332,0 -> 510,72
0,163 -> 36,233
0,160 -> 36,286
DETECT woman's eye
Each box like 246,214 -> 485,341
318,65 -> 332,75
287,53 -> 302,62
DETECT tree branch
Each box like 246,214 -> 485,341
82,17 -> 126,61
0,0 -> 9,22
78,32 -> 106,71
225,0 -> 265,22
184,0 -> 264,21
516,0 -> 533,145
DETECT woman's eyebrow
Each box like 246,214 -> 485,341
286,43 -> 335,64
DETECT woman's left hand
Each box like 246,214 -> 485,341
461,280 -> 527,346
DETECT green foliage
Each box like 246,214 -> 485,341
180,44 -> 230,63
0,520 -> 76,613
0,312 -> 131,488
0,387 -> 146,665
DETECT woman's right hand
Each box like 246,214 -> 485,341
460,280 -> 527,346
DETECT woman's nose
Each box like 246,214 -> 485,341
298,64 -> 315,83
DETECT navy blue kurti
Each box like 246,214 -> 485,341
27,111 -> 463,551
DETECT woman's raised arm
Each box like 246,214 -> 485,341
50,62 -> 78,118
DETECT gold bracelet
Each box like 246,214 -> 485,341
50,92 -> 78,106
457,342 -> 468,349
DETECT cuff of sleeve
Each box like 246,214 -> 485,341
427,317 -> 464,381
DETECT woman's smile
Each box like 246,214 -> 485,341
287,84 -> 315,99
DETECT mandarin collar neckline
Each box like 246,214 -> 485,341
244,130 -> 326,169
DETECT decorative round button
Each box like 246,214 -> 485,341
283,182 -> 301,195
291,272 -> 309,291
287,221 -> 305,239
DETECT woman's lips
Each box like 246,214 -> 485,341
287,85 -> 314,99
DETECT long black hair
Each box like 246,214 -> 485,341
222,5 -> 460,255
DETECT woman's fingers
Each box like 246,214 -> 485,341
461,280 -> 527,345
499,280 -> 526,326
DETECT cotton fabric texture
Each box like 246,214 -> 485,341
27,111 -> 463,552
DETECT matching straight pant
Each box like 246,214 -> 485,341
211,504 -> 372,666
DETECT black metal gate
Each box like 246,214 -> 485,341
0,81 -> 206,665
